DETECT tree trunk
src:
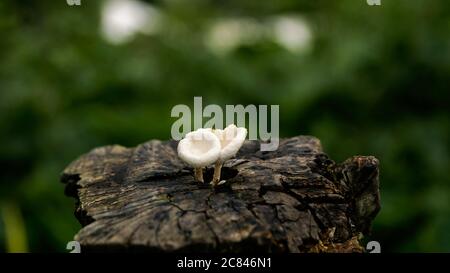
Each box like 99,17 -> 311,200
61,136 -> 380,253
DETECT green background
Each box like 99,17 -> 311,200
0,0 -> 449,252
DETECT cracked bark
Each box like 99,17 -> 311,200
61,136 -> 380,253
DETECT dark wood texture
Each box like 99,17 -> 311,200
61,136 -> 380,253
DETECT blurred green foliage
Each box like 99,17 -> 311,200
0,0 -> 449,252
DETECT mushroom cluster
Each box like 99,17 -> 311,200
177,124 -> 247,186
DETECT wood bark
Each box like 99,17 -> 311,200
61,136 -> 380,253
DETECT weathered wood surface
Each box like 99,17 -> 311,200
61,136 -> 380,253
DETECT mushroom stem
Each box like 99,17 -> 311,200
194,167 -> 204,183
212,161 -> 223,186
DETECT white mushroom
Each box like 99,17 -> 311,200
177,129 -> 221,183
211,124 -> 247,186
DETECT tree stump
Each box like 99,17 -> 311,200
61,136 -> 380,253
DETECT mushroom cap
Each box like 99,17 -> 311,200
213,124 -> 247,162
177,128 -> 221,168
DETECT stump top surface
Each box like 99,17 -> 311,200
61,136 -> 380,252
